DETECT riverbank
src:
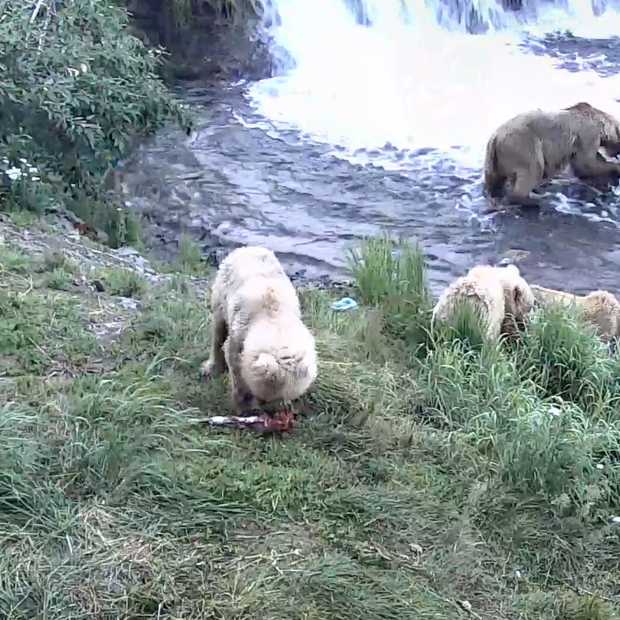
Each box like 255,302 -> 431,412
1,213 -> 619,619
2,2 -> 620,616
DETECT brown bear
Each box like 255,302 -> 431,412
531,284 -> 620,342
484,102 -> 620,208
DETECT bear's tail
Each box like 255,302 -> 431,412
251,352 -> 284,383
252,348 -> 309,383
483,134 -> 504,199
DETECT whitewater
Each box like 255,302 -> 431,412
249,0 -> 620,169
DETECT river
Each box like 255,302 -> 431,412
117,0 -> 620,295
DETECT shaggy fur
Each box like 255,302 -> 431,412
531,284 -> 620,341
200,246 -> 318,412
484,101 -> 620,207
432,264 -> 535,340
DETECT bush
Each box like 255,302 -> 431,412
0,0 -> 190,232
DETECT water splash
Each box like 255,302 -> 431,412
249,0 -> 620,169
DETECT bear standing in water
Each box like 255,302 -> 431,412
484,102 -> 620,208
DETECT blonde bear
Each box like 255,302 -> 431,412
201,246 -> 318,412
432,264 -> 535,340
531,284 -> 620,342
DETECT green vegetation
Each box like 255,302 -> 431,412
94,266 -> 148,298
170,233 -> 211,276
0,0 -> 190,243
0,228 -> 619,619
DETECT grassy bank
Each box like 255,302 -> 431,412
0,221 -> 618,619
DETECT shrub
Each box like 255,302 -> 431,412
97,268 -> 146,298
0,0 -> 189,229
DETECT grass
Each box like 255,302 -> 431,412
94,267 -> 147,298
0,230 -> 619,619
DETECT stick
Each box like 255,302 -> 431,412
30,0 -> 46,23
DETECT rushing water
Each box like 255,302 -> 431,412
118,0 -> 620,295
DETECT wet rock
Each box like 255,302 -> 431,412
92,279 -> 106,293
128,2 -> 274,84
119,297 -> 140,311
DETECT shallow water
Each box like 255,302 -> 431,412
118,1 -> 620,296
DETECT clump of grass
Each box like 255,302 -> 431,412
174,234 -> 209,275
415,337 -> 525,430
516,303 -> 615,411
494,399 -> 620,513
0,289 -> 96,375
516,590 -> 616,620
130,285 -> 207,354
96,267 -> 146,298
6,209 -> 38,229
348,235 -> 433,352
430,297 -> 488,350
300,288 -> 396,364
303,351 -> 416,426
349,235 -> 429,307
298,288 -> 418,425
0,246 -> 33,273
42,267 -> 74,291
40,249 -> 77,274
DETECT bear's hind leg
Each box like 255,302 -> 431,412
200,309 -> 228,380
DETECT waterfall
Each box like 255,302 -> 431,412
249,0 -> 620,168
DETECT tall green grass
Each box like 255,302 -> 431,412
516,302 -> 620,416
1,228 -> 619,618
350,235 -> 620,522
348,235 -> 433,352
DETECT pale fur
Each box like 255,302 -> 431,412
432,264 -> 535,340
200,246 -> 318,412
484,101 -> 620,208
531,284 -> 620,342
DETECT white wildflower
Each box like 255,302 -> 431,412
6,167 -> 22,180
19,158 -> 27,164
31,176 -> 40,181
80,63 -> 88,74
596,463 -> 604,470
